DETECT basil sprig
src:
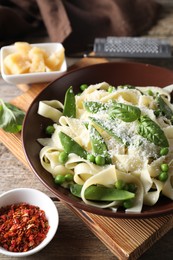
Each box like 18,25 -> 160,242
0,99 -> 25,133
109,102 -> 141,122
137,115 -> 169,147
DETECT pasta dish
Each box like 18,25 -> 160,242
37,82 -> 173,213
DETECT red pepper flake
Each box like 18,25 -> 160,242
0,203 -> 50,252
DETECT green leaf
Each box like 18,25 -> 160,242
0,99 -> 25,133
137,115 -> 169,147
109,102 -> 141,122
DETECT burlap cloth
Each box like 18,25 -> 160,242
0,0 -> 161,53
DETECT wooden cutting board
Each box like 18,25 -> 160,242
1,57 -> 173,260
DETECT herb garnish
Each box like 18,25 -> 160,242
137,115 -> 169,147
0,99 -> 25,133
109,102 -> 141,122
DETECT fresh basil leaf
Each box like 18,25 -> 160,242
0,99 -> 25,133
109,102 -> 141,122
157,95 -> 173,123
137,115 -> 169,147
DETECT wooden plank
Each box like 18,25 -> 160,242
68,206 -> 173,259
1,57 -> 173,259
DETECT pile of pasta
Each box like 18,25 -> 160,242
37,82 -> 173,213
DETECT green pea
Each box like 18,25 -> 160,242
147,89 -> 153,96
65,173 -> 74,182
95,155 -> 105,166
59,151 -> 68,164
108,86 -> 115,93
160,163 -> 169,172
80,84 -> 88,91
55,174 -> 65,184
45,125 -> 55,135
87,154 -> 95,163
160,147 -> 169,156
126,183 -> 137,193
123,199 -> 133,209
115,180 -> 125,190
158,171 -> 168,182
154,110 -> 160,117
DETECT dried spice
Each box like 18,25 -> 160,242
0,203 -> 49,252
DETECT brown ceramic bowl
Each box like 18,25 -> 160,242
22,61 -> 173,218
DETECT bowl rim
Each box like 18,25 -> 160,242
22,61 -> 173,219
0,188 -> 59,256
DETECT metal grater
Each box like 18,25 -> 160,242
93,37 -> 172,58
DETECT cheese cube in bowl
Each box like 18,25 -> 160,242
0,42 -> 67,84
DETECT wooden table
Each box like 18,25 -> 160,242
1,1 -> 173,259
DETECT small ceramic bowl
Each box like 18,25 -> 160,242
0,43 -> 67,84
0,188 -> 59,257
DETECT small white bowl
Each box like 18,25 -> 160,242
0,188 -> 59,257
0,43 -> 67,84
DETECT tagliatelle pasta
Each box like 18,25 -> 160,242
37,82 -> 173,213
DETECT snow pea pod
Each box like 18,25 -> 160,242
90,117 -> 125,145
59,131 -> 87,159
63,86 -> 76,118
70,184 -> 135,201
157,95 -> 173,123
89,125 -> 111,163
